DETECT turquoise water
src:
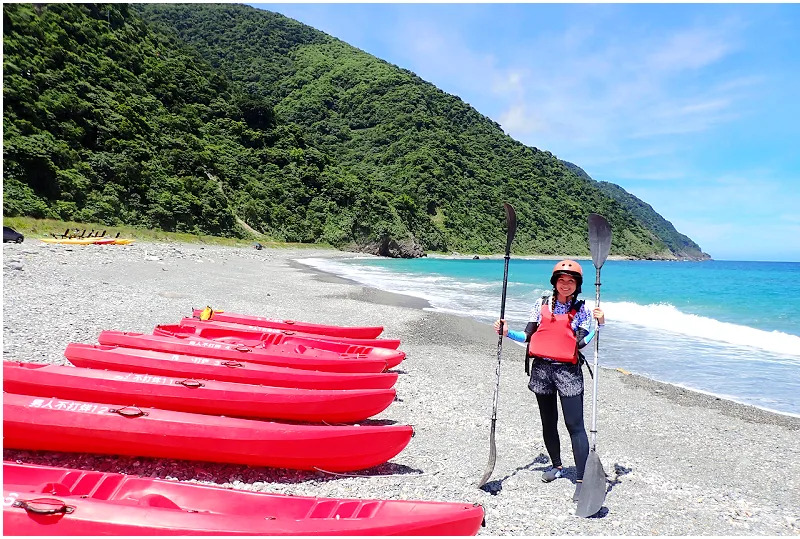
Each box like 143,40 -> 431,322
298,257 -> 800,417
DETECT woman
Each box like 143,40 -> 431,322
494,259 -> 605,502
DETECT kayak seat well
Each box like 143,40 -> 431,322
308,499 -> 381,519
21,471 -> 123,500
74,474 -> 123,499
263,333 -> 283,346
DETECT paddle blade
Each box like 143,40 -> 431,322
503,203 -> 517,256
477,420 -> 497,487
576,450 -> 607,517
588,214 -> 612,269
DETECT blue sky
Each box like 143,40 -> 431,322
252,3 -> 800,262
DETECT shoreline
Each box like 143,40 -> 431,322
288,258 -> 433,310
295,256 -> 800,428
425,252 -> 691,261
3,241 -> 799,535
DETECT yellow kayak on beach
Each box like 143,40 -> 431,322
41,238 -> 99,245
41,238 -> 135,245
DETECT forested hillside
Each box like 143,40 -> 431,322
2,3 -> 325,239
3,3 -> 707,258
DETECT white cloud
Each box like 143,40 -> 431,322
382,10 -> 754,155
487,18 -> 752,153
646,27 -> 738,72
713,75 -> 765,93
389,20 -> 501,102
491,69 -> 528,96
678,99 -> 732,115
497,102 -> 548,134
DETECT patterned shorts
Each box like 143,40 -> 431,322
528,359 -> 584,397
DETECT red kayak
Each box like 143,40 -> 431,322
65,343 -> 398,391
3,393 -> 413,472
176,317 -> 402,349
154,324 -> 405,369
192,308 -> 384,339
3,362 -> 395,423
98,331 -> 389,373
3,462 -> 485,536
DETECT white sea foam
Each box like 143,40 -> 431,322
300,257 -> 497,311
298,257 -> 800,359
600,300 -> 800,358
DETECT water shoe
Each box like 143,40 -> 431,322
541,467 -> 563,482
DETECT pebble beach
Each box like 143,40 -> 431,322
3,240 -> 800,535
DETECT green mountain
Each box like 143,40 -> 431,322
2,3 -> 708,259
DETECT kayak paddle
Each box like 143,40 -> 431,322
576,213 -> 612,517
477,202 -> 517,489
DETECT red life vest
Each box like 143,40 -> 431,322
527,301 -> 579,364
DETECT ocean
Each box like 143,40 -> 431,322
298,257 -> 800,417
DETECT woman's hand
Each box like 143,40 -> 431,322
593,308 -> 605,325
493,319 -> 509,336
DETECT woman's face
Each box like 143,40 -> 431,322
556,274 -> 577,298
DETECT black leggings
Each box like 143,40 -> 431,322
535,392 -> 589,480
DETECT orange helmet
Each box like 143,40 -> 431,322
550,259 -> 583,293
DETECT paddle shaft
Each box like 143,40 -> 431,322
586,212 -> 611,451
477,203 -> 516,488
589,266 -> 602,450
490,251 -> 512,423
477,251 -> 510,487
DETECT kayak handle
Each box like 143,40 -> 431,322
176,379 -> 204,388
109,406 -> 148,418
284,320 -> 295,325
281,330 -> 295,335
222,361 -> 244,368
234,345 -> 252,352
13,498 -> 75,515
